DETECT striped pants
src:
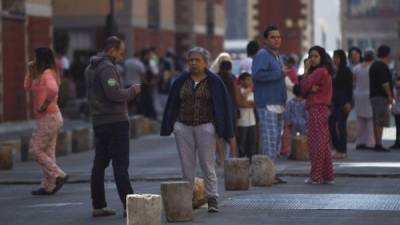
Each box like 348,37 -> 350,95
307,105 -> 334,182
257,108 -> 284,161
29,111 -> 65,191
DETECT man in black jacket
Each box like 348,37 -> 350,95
85,36 -> 141,217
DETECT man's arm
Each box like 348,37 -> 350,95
252,51 -> 284,82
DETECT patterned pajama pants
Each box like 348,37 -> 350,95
257,108 -> 284,162
307,105 -> 334,182
29,111 -> 65,191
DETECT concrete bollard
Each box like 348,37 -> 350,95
251,155 -> 275,187
161,181 -> 192,222
20,136 -> 33,162
130,115 -> 144,139
56,130 -> 72,156
143,117 -> 151,135
292,135 -> 309,161
71,127 -> 91,153
126,194 -> 161,225
224,158 -> 250,190
0,143 -> 14,169
192,177 -> 207,209
0,139 -> 21,163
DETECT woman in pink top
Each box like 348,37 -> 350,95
300,46 -> 334,185
24,47 -> 69,195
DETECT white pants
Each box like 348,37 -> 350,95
173,122 -> 218,198
356,116 -> 375,147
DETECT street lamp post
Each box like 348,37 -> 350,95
105,0 -> 118,38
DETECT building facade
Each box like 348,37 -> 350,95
53,0 -> 225,60
255,0 -> 314,56
340,0 -> 400,51
0,0 -> 53,122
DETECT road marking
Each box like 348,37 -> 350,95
26,202 -> 84,208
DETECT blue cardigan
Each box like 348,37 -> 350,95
160,69 -> 235,139
251,48 -> 287,107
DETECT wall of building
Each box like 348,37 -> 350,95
0,0 -> 52,122
256,0 -> 313,56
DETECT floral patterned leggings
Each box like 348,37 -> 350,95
29,111 -> 65,191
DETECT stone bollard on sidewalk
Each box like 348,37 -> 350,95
0,142 -> 15,169
20,136 -> 33,162
130,115 -> 144,139
56,130 -> 72,156
126,194 -> 161,225
0,139 -> 21,164
160,181 -> 193,222
251,155 -> 275,187
224,158 -> 250,190
71,127 -> 92,153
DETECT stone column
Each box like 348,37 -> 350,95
0,142 -> 14,169
126,194 -> 161,225
71,127 -> 92,153
56,130 -> 72,156
224,158 -> 250,190
251,155 -> 275,186
160,181 -> 192,222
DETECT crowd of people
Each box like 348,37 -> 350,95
24,26 -> 400,217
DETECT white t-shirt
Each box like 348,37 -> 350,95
237,88 -> 256,127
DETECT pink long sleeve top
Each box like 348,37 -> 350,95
24,69 -> 60,118
300,67 -> 332,109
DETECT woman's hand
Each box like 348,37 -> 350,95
343,102 -> 352,113
37,99 -> 50,113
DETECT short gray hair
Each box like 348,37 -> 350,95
187,47 -> 210,65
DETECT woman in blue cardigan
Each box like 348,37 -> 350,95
161,47 -> 235,213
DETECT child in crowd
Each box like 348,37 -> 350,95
285,85 -> 308,158
236,72 -> 257,159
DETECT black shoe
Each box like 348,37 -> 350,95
52,174 -> 69,194
207,197 -> 219,213
389,143 -> 400,149
374,145 -> 390,152
32,188 -> 54,196
356,144 -> 367,150
274,176 -> 287,184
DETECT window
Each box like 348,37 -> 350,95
148,0 -> 160,30
206,0 -> 214,36
2,0 -> 24,15
348,0 -> 400,17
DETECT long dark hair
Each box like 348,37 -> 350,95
33,47 -> 60,84
308,45 -> 334,76
334,49 -> 348,68
348,46 -> 363,63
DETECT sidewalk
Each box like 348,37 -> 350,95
1,127 -> 400,183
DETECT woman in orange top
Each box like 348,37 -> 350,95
24,47 -> 69,195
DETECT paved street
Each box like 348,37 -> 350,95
1,128 -> 400,225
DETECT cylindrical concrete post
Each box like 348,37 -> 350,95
56,130 -> 72,156
224,158 -> 250,190
71,127 -> 91,153
251,155 -> 275,186
160,181 -> 192,222
0,142 -> 14,169
20,136 -> 33,162
0,139 -> 21,163
126,194 -> 161,225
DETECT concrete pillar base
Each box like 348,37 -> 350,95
0,142 -> 14,169
71,127 -> 91,153
161,181 -> 193,222
251,155 -> 275,186
126,194 -> 161,225
56,130 -> 72,156
224,158 -> 250,190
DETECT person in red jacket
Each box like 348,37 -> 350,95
300,46 -> 335,185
